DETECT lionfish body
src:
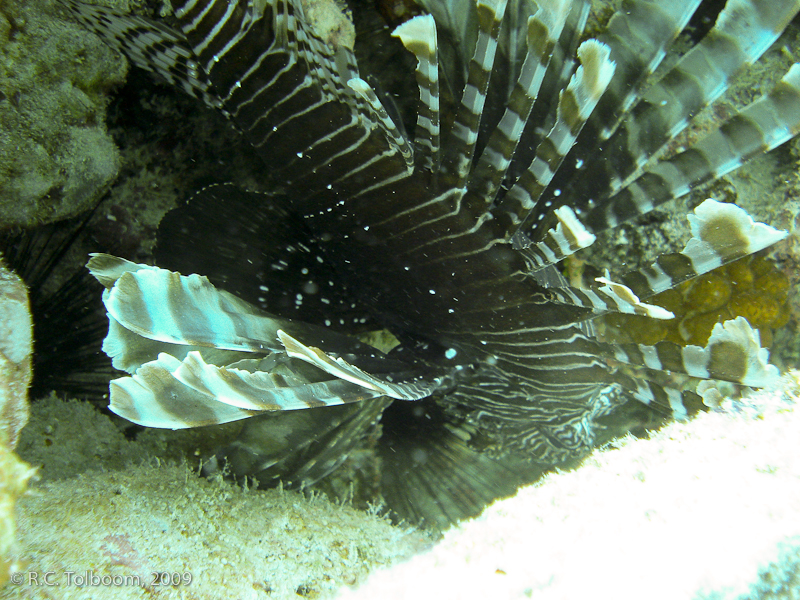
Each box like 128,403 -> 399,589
71,0 -> 799,527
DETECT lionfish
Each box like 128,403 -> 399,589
66,0 -> 800,528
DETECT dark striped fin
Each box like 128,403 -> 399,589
210,397 -> 392,490
379,411 -> 533,531
538,0 -> 800,233
468,0 -> 570,200
606,316 -> 779,389
612,373 -> 698,421
585,64 -> 800,232
587,0 -> 703,142
496,40 -> 615,234
108,351 -> 387,428
347,78 -> 414,171
392,15 -> 441,171
521,0 -> 590,139
63,0 -> 216,105
514,205 -> 596,270
602,0 -> 800,154
620,200 -> 787,300
543,274 -> 675,319
277,330 -> 439,401
442,0 -> 508,185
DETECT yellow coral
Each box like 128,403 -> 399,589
602,254 -> 791,349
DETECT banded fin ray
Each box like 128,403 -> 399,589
392,15 -> 441,171
605,316 -> 779,390
63,0 -> 216,104
109,351 -> 389,428
531,0 -> 800,238
619,199 -> 788,301
584,63 -> 800,233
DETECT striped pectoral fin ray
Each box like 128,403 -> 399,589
611,372 -> 701,421
347,78 -> 414,170
619,199 -> 787,300
102,314 -> 253,374
277,330 -> 439,401
96,259 -> 287,353
542,274 -> 674,319
108,351 -> 387,428
607,316 -> 779,388
64,0 -> 215,105
585,63 -> 800,233
585,0 -> 703,142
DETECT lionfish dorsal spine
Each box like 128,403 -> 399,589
392,15 -> 441,171
585,64 -> 800,232
514,205 -> 596,271
468,0 -> 571,202
534,0 -> 800,239
496,39 -> 615,236
442,0 -> 508,186
600,0 -> 800,185
588,0 -> 704,141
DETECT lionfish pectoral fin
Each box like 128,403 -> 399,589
607,316 -> 779,387
619,200 -> 788,300
277,330 -> 439,401
108,351 -> 387,429
87,254 -> 291,353
63,0 -> 217,107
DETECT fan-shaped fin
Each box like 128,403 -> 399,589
619,199 -> 788,300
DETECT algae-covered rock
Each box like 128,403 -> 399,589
0,0 -> 127,227
0,261 -> 37,586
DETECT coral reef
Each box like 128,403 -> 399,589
603,254 -> 792,348
0,0 -> 128,227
